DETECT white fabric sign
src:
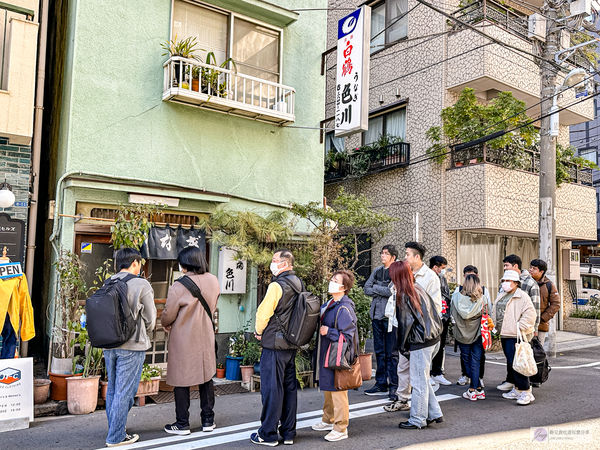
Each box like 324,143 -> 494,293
218,248 -> 247,294
335,6 -> 371,137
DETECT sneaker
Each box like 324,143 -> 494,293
283,439 -> 294,445
502,388 -> 520,400
497,381 -> 514,391
457,375 -> 469,386
383,400 -> 410,412
432,375 -> 452,386
517,390 -> 535,406
431,381 -> 440,393
479,378 -> 485,388
164,424 -> 191,436
311,422 -> 334,431
364,385 -> 388,396
106,434 -> 140,447
462,389 -> 478,401
250,432 -> 278,447
324,430 -> 348,442
476,389 -> 486,400
202,423 -> 216,432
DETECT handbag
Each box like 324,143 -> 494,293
481,303 -> 492,351
324,305 -> 362,390
513,327 -> 537,377
324,306 -> 353,370
334,358 -> 362,391
529,336 -> 551,384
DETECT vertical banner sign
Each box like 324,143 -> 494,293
217,248 -> 247,294
335,6 -> 371,137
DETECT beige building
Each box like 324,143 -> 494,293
323,0 -> 597,322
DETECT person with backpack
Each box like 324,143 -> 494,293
101,248 -> 156,447
251,249 -> 304,446
450,274 -> 492,401
528,259 -> 560,349
161,246 -> 219,435
311,270 -> 357,442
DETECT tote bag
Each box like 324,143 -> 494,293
513,327 -> 537,377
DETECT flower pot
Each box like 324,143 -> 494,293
100,380 -> 108,401
49,371 -> 81,401
192,78 -> 199,92
358,353 -> 373,381
34,379 -> 51,404
66,376 -> 100,415
136,377 -> 161,397
225,356 -> 243,381
50,357 -> 73,375
240,365 -> 254,383
216,368 -> 226,378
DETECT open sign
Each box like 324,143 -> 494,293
0,263 -> 22,280
0,368 -> 21,385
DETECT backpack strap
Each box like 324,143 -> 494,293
115,273 -> 143,343
176,276 -> 216,335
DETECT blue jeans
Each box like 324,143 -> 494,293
372,319 -> 398,391
408,344 -> 443,428
501,338 -> 530,391
258,348 -> 297,442
0,315 -> 17,359
104,349 -> 146,444
458,336 -> 484,390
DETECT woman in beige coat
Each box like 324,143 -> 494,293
161,246 -> 219,435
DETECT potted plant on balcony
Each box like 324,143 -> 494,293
161,35 -> 199,86
197,51 -> 237,97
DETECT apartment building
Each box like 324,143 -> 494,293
324,0 -> 597,320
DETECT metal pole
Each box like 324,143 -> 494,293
539,2 -> 559,357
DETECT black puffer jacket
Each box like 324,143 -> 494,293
396,284 -> 443,356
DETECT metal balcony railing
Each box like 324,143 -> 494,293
325,142 -> 410,182
449,143 -> 593,186
452,0 -> 530,41
162,57 -> 295,125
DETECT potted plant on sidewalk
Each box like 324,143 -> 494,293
240,341 -> 261,383
135,364 -> 162,406
66,312 -> 103,414
226,328 -> 247,380
353,286 -> 374,381
216,363 -> 225,378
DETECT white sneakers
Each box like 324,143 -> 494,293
502,388 -> 520,399
496,381 -> 515,391
502,388 -> 535,405
432,375 -> 452,386
457,375 -> 469,386
462,390 -> 478,401
311,422 -> 334,431
324,430 -> 348,442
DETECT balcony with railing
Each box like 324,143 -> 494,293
324,142 -> 410,183
162,57 -> 295,126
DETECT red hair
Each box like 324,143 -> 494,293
389,261 -> 422,314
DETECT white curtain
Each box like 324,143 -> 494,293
172,1 -> 228,65
386,108 -> 406,140
364,116 -> 384,145
233,18 -> 280,82
388,0 -> 408,42
370,3 -> 385,54
505,236 -> 539,272
326,132 -> 345,153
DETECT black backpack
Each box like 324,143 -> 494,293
530,336 -> 551,384
85,273 -> 141,349
277,279 -> 320,348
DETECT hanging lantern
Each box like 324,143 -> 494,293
0,180 -> 15,208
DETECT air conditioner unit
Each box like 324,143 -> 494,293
570,0 -> 592,16
528,14 -> 546,41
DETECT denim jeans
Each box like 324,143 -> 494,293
104,349 -> 146,445
408,344 -> 443,428
458,336 -> 484,390
501,338 -> 530,391
372,319 -> 398,391
0,315 -> 17,359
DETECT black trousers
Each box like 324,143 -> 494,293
431,319 -> 449,376
174,380 -> 215,428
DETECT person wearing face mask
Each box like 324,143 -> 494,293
251,249 -> 304,447
161,246 -> 219,436
491,270 -> 537,406
429,255 -> 452,386
311,270 -> 357,442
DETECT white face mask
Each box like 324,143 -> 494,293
328,281 -> 344,294
270,262 -> 284,276
440,269 -> 447,276
501,281 -> 513,292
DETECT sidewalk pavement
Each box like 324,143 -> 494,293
402,417 -> 600,450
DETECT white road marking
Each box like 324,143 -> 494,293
110,394 -> 459,450
486,360 -> 600,369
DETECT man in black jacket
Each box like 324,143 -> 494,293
251,249 -> 303,446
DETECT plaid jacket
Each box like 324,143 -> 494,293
520,270 -> 541,329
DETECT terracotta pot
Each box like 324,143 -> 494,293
34,379 -> 51,404
100,380 -> 108,401
240,365 -> 254,383
216,368 -> 225,378
49,371 -> 80,401
192,78 -> 199,92
136,377 -> 160,397
358,353 -> 373,381
66,376 -> 100,415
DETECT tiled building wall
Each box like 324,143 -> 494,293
0,137 -> 31,222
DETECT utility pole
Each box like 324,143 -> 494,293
539,2 -> 560,355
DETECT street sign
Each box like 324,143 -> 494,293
575,90 -> 589,98
0,213 -> 25,264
